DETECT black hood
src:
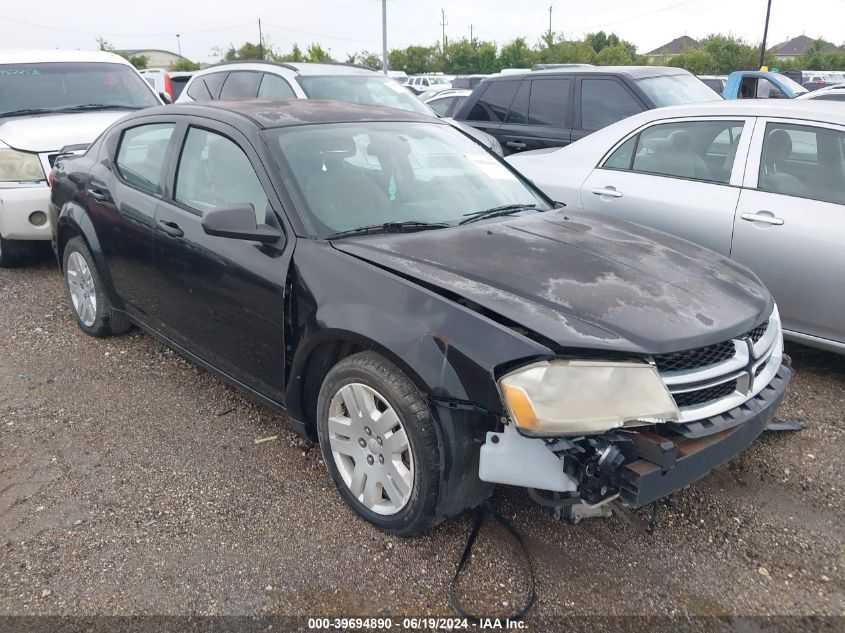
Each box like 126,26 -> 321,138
332,211 -> 772,355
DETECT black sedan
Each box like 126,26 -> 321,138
50,100 -> 790,534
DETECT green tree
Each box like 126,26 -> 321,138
306,43 -> 334,63
388,45 -> 437,74
596,43 -> 635,66
346,50 -> 383,70
497,37 -> 534,70
222,41 -> 267,61
274,44 -> 306,63
169,58 -> 201,71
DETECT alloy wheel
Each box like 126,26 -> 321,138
66,251 -> 97,327
327,382 -> 414,515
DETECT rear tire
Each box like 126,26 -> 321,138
62,237 -> 130,337
316,352 -> 441,536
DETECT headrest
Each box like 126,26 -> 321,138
766,129 -> 792,162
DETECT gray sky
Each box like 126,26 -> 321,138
1,0 -> 843,64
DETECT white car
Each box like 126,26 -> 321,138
797,83 -> 845,102
508,100 -> 845,354
422,89 -> 471,117
176,61 -> 502,155
0,50 -> 161,266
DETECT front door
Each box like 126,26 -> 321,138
153,121 -> 291,401
732,119 -> 845,344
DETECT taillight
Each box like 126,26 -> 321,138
164,73 -> 173,101
47,171 -> 55,189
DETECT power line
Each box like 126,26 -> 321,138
0,15 -> 256,37
565,0 -> 698,35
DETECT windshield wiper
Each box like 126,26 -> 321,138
55,104 -> 145,112
326,220 -> 450,240
1,108 -> 57,117
459,203 -> 538,225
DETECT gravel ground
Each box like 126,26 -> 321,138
1,259 -> 844,625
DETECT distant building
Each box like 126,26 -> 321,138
645,36 -> 700,62
768,35 -> 837,61
117,49 -> 184,68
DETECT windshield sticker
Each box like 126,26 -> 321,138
0,69 -> 42,76
467,154 -> 512,179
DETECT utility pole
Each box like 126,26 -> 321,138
469,24 -> 474,44
381,0 -> 388,75
441,8 -> 447,50
759,0 -> 773,68
258,19 -> 264,60
548,4 -> 553,42
175,33 -> 182,58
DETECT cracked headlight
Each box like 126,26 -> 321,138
0,148 -> 45,182
499,360 -> 679,436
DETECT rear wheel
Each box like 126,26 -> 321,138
316,352 -> 441,536
62,237 -> 130,337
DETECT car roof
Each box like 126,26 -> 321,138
151,99 -> 442,129
426,89 -> 472,99
192,60 -> 377,77
0,49 -> 134,66
628,99 -> 845,123
486,65 -> 689,81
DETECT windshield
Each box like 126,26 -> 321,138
264,121 -> 547,239
772,73 -> 808,94
0,62 -> 159,116
636,74 -> 723,106
296,75 -> 435,117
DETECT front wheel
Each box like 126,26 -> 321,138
316,352 -> 441,536
62,236 -> 130,337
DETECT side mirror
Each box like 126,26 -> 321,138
159,92 -> 173,104
201,203 -> 283,244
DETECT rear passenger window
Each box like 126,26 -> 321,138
258,73 -> 296,98
580,79 -> 642,131
175,128 -> 269,224
528,79 -> 571,127
504,82 -> 529,124
759,123 -> 845,204
186,77 -> 212,101
466,81 -> 519,122
220,72 -> 261,99
603,136 -> 637,170
628,120 -> 743,184
202,73 -> 227,99
115,123 -> 175,194
428,97 -> 454,116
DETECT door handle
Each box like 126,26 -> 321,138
740,212 -> 784,226
506,141 -> 527,150
158,220 -> 184,238
591,186 -> 623,198
87,188 -> 110,202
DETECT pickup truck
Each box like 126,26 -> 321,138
722,70 -> 809,99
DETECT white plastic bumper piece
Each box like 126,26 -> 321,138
478,424 -> 578,493
0,184 -> 52,240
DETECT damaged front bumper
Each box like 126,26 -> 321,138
479,362 -> 792,510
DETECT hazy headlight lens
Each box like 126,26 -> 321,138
499,360 -> 679,436
0,149 -> 45,182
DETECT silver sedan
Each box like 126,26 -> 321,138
508,100 -> 845,354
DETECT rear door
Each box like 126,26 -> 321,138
86,116 -> 180,325
580,117 -> 753,255
219,71 -> 262,99
573,76 -> 646,143
732,118 -> 845,344
152,119 -> 292,401
496,77 -> 573,153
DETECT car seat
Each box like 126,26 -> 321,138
759,130 -> 811,197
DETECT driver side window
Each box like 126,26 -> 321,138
174,127 -> 269,224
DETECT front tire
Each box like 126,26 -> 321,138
62,237 -> 130,337
316,352 -> 441,536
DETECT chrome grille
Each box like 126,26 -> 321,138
657,308 -> 783,424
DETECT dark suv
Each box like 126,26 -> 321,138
453,66 -> 722,155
